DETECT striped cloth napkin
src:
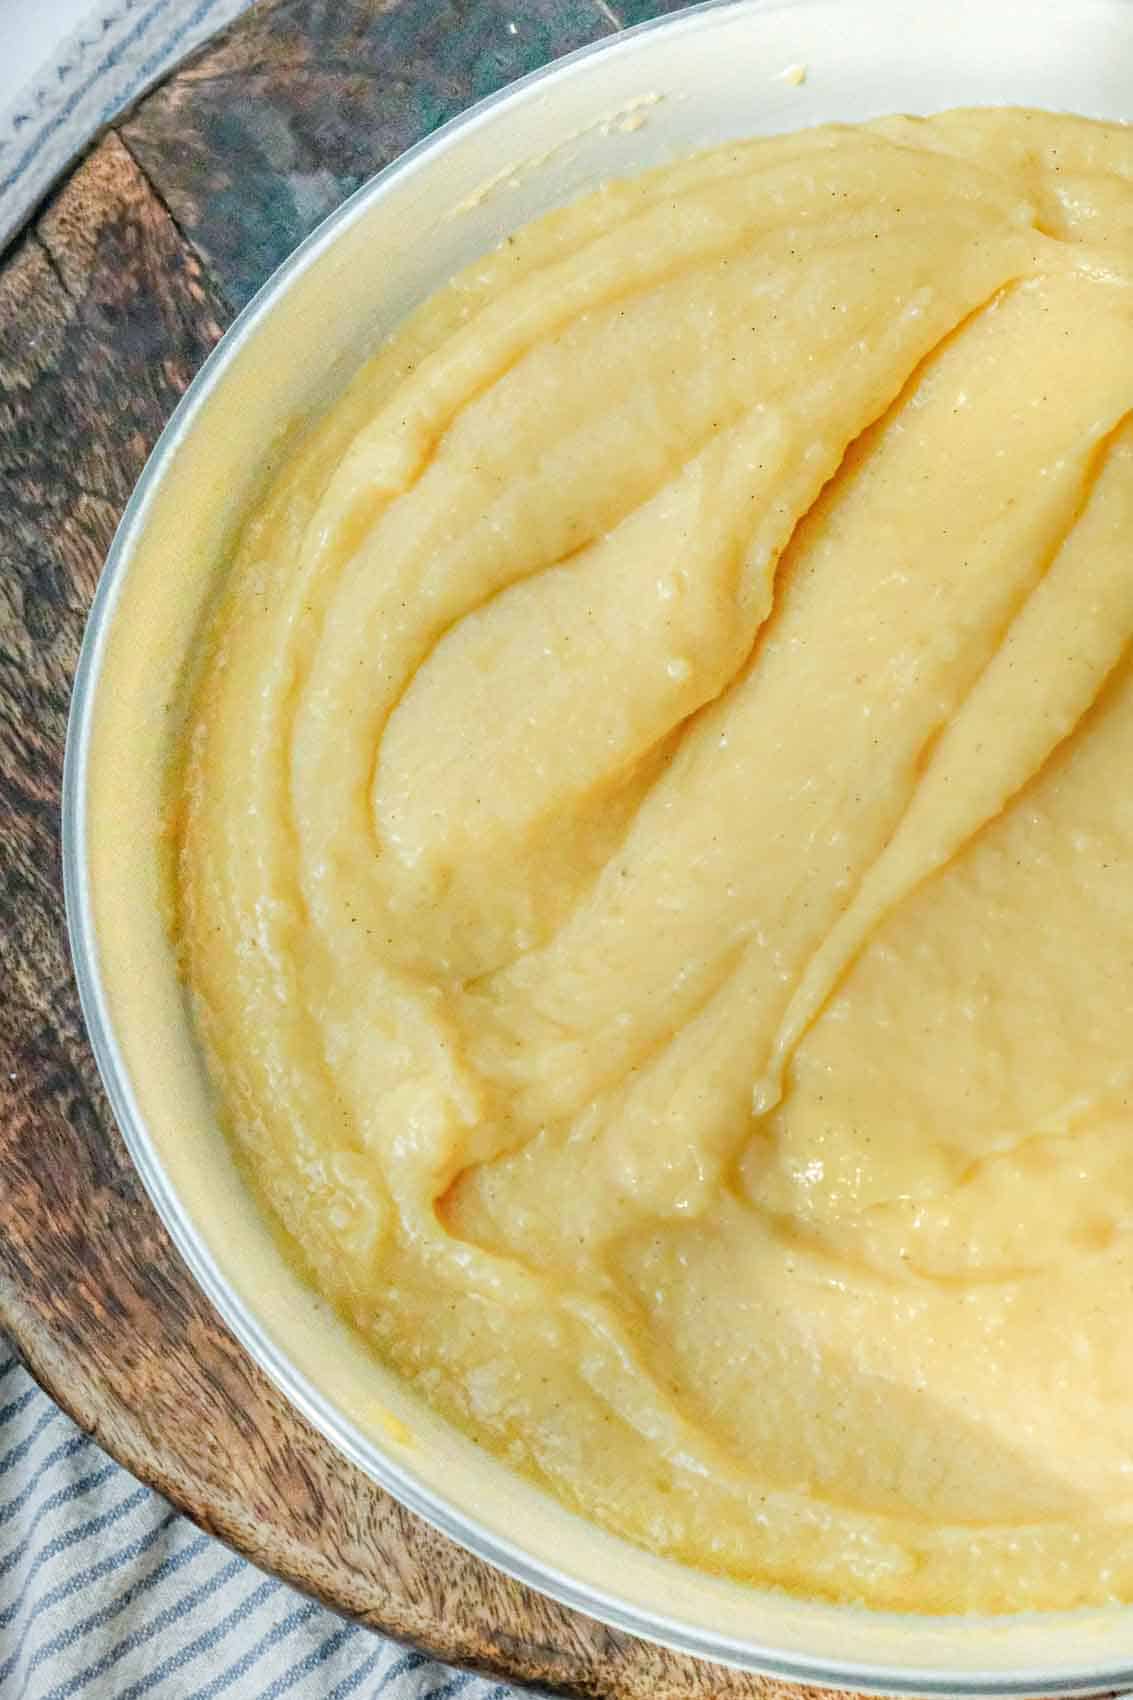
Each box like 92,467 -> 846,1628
0,1342 -> 522,1700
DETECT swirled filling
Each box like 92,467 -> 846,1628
178,109 -> 1133,1611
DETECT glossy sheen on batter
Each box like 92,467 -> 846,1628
176,110 -> 1133,1612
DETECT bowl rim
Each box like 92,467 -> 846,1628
61,1 -> 1133,1691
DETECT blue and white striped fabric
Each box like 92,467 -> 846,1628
0,0 -> 257,249
0,1342 -> 525,1700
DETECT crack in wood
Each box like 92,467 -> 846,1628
115,126 -> 237,319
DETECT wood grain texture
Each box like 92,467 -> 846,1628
604,0 -> 720,29
0,5 -> 839,1696
120,0 -> 618,312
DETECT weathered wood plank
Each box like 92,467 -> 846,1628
120,0 -> 616,311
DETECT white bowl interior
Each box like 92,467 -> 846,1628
67,0 -> 1133,1689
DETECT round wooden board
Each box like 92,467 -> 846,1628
0,4 -> 846,1697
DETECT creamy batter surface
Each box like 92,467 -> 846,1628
176,110 -> 1133,1611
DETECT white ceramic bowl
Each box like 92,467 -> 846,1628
64,0 -> 1133,1690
